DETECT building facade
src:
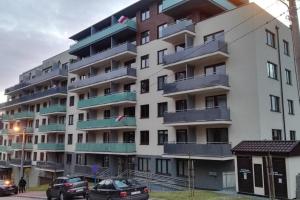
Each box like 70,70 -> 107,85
0,0 -> 299,191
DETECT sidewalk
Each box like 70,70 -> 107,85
16,191 -> 47,200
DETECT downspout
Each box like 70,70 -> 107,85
275,26 -> 287,140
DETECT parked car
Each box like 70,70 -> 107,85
46,176 -> 88,200
0,179 -> 18,196
87,178 -> 149,200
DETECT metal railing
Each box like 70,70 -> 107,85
75,143 -> 136,153
10,159 -> 31,166
162,20 -> 194,38
77,117 -> 136,130
36,161 -> 64,170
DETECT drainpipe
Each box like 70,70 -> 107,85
275,26 -> 287,140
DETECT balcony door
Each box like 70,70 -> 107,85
176,129 -> 188,144
123,132 -> 135,143
206,128 -> 228,144
205,95 -> 227,109
175,71 -> 186,81
176,100 -> 187,112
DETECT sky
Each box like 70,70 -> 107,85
0,0 -> 299,103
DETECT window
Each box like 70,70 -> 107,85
141,55 -> 149,69
158,130 -> 168,145
267,62 -> 278,80
67,134 -> 73,145
70,77 -> 75,83
76,154 -> 82,165
35,119 -> 39,128
272,129 -> 282,140
176,129 -> 187,143
34,135 -> 38,144
158,24 -> 167,38
141,79 -> 149,93
285,69 -> 292,85
205,95 -> 227,108
40,152 -> 44,161
176,100 -> 187,112
204,31 -> 224,43
205,63 -> 226,75
254,164 -> 263,188
158,1 -> 163,13
41,135 -> 45,143
123,132 -> 135,143
140,131 -> 149,145
157,102 -> 168,117
157,75 -> 167,91
290,130 -> 296,140
36,104 -> 40,112
77,134 -> 83,143
68,115 -> 74,125
156,159 -> 170,175
78,113 -> 84,121
270,95 -> 280,112
140,104 -> 149,119
138,157 -> 150,172
104,110 -> 111,119
66,154 -> 72,165
103,132 -> 109,143
104,88 -> 111,95
141,9 -> 150,21
141,31 -> 150,44
157,49 -> 167,64
175,43 -> 185,52
105,67 -> 111,73
266,30 -> 275,48
177,160 -> 188,177
33,152 -> 37,161
283,40 -> 290,56
69,96 -> 75,107
288,99 -> 294,115
124,107 -> 135,117
207,128 -> 228,144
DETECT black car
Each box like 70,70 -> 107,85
0,180 -> 18,196
46,176 -> 88,200
87,178 -> 149,200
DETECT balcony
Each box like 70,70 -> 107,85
0,129 -> 9,135
9,159 -> 31,167
0,145 -> 10,152
11,143 -> 33,150
5,69 -> 68,95
69,19 -> 137,54
69,42 -> 137,73
163,40 -> 228,69
77,117 -> 136,131
40,104 -> 66,116
25,127 -> 34,133
39,124 -> 66,133
164,107 -> 231,126
78,92 -> 136,109
0,161 -> 11,168
162,20 -> 195,44
2,114 -> 13,122
37,143 -> 65,151
163,74 -> 229,97
14,111 -> 34,120
36,161 -> 64,172
0,87 -> 67,109
68,67 -> 136,92
163,143 -> 233,160
75,143 -> 136,154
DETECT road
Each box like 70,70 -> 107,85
0,193 -> 86,199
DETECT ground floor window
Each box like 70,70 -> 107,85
177,160 -> 188,177
156,159 -> 170,175
138,157 -> 150,172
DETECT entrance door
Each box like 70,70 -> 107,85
272,158 -> 288,199
237,156 -> 254,194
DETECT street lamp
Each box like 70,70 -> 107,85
13,126 -> 26,179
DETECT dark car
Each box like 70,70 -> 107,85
46,176 -> 88,200
0,179 -> 18,196
87,178 -> 149,200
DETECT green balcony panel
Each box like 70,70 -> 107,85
14,111 -> 34,120
78,92 -> 136,109
2,114 -> 13,121
0,145 -> 10,152
1,129 -> 9,135
76,143 -> 136,153
39,124 -> 66,133
77,117 -> 136,130
25,127 -> 34,133
70,20 -> 137,53
40,104 -> 66,115
37,143 -> 65,151
11,143 -> 33,150
162,0 -> 185,11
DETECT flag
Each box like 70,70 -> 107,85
115,115 -> 125,122
118,16 -> 128,24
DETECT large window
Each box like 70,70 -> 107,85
283,40 -> 290,56
141,9 -> 150,21
205,95 -> 227,108
157,75 -> 167,91
266,30 -> 275,48
177,160 -> 188,177
288,99 -> 294,115
285,69 -> 292,85
66,154 -> 72,165
205,63 -> 226,75
69,96 -> 75,107
156,159 -> 170,175
138,157 -> 150,172
141,55 -> 149,69
267,62 -> 278,80
270,95 -> 280,112
290,130 -> 296,140
67,134 -> 73,145
157,102 -> 168,117
140,104 -> 149,119
158,130 -> 168,145
158,24 -> 168,38
141,79 -> 149,93
176,129 -> 187,143
140,131 -> 149,145
68,115 -> 74,125
204,31 -> 224,42
272,129 -> 282,140
157,49 -> 167,64
141,31 -> 150,44
207,128 -> 228,144
77,134 -> 83,143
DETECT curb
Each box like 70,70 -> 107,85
15,194 -> 47,200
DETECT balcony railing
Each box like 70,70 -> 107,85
69,42 -> 137,72
5,68 -> 68,94
70,20 -> 137,53
78,92 -> 136,109
40,104 -> 66,115
36,161 -> 64,171
11,143 -> 33,150
39,124 -> 66,133
2,114 -> 13,121
163,74 -> 229,95
76,143 -> 136,153
164,107 -> 230,124
0,160 -> 10,168
25,127 -> 34,133
0,145 -> 10,152
162,0 -> 186,12
162,20 -> 194,38
164,143 -> 232,158
37,143 -> 65,151
14,111 -> 35,120
0,87 -> 67,109
69,67 -> 136,91
77,117 -> 136,130
163,40 -> 228,66
0,129 -> 9,135
10,159 -> 31,166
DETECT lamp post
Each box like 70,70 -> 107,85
13,126 -> 26,179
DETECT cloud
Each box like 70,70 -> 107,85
0,0 -> 138,103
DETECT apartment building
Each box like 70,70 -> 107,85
0,0 -> 299,192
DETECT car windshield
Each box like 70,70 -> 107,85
67,177 -> 82,183
114,180 -> 129,188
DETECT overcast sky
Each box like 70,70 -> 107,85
0,1 -> 299,103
